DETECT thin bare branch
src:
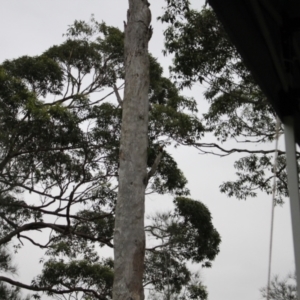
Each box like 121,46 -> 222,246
191,142 -> 286,157
0,276 -> 102,298
113,84 -> 123,107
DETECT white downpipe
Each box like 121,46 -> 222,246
284,116 -> 300,298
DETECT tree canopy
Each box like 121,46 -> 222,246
2,0 -> 289,297
160,1 -> 293,205
0,16 -> 220,299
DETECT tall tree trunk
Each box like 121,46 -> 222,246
113,1 -> 151,299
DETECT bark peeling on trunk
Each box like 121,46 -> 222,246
113,1 -> 151,299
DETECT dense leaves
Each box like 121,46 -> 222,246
0,283 -> 29,300
2,55 -> 63,97
160,3 -> 294,203
174,197 -> 220,263
36,259 -> 114,299
0,17 -> 218,299
144,197 -> 220,297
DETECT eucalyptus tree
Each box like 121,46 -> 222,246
0,16 -> 220,299
160,0 -> 293,204
113,1 -> 152,299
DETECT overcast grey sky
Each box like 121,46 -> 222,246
0,1 -> 295,300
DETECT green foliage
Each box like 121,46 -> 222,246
163,8 -> 234,88
0,16 -> 215,299
36,259 -> 113,299
0,283 -> 30,300
0,246 -> 16,274
148,271 -> 208,300
161,4 -> 291,203
174,197 -> 221,263
187,281 -> 208,300
158,0 -> 190,25
162,6 -> 274,141
74,209 -> 115,245
144,197 -> 220,297
45,17 -> 125,87
0,247 -> 30,299
2,55 -> 63,97
220,154 -> 289,204
145,251 -> 191,294
148,150 -> 189,196
260,273 -> 297,300
146,256 -> 208,300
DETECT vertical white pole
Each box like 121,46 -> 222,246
284,116 -> 300,298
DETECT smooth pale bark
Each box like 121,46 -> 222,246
113,1 -> 151,299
